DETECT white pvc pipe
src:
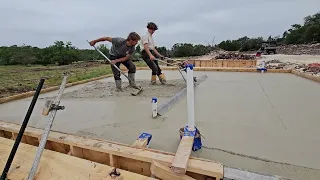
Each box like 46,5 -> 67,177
186,65 -> 195,131
152,97 -> 157,118
261,60 -> 266,73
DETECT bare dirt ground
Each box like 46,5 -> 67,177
258,54 -> 320,65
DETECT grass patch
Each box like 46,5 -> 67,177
0,61 -> 147,98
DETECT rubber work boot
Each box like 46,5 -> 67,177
115,80 -> 123,92
128,73 -> 140,89
158,74 -> 166,84
151,75 -> 157,85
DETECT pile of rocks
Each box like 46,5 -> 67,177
265,60 -> 302,70
266,60 -> 320,76
303,63 -> 320,74
277,43 -> 320,55
215,52 -> 256,60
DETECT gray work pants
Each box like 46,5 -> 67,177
109,55 -> 136,80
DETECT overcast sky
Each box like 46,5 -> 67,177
1,0 -> 319,49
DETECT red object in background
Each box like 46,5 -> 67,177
308,63 -> 320,67
256,52 -> 261,57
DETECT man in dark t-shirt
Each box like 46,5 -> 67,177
89,32 -> 141,91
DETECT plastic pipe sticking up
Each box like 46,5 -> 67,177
261,61 -> 266,73
152,97 -> 158,118
186,64 -> 195,131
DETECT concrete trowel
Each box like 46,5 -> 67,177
87,40 -> 143,96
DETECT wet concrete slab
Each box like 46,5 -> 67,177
0,70 -> 191,143
1,70 -> 320,180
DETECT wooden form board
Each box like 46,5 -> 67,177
292,70 -> 320,83
171,136 -> 194,174
0,137 -> 155,180
151,161 -> 195,180
137,66 -> 292,73
0,121 -> 224,180
187,60 -> 257,68
132,138 -> 149,148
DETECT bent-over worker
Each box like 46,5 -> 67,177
139,22 -> 166,85
89,32 -> 141,91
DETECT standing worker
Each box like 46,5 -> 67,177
140,22 -> 166,85
89,32 -> 141,91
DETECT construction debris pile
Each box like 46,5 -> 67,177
277,43 -> 320,55
215,52 -> 256,60
266,60 -> 320,76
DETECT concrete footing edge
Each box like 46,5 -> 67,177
224,167 -> 289,180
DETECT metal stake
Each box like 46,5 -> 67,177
27,75 -> 68,180
157,59 -> 187,82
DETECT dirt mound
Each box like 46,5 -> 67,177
215,52 -> 256,60
277,43 -> 320,55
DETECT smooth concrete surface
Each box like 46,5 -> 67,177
1,70 -> 320,180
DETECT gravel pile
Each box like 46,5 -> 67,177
215,52 -> 256,60
277,43 -> 320,55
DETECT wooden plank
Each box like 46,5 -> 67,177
234,60 -> 240,67
132,133 -> 152,148
83,148 -> 110,165
200,61 -> 207,67
171,136 -> 194,174
138,66 -> 292,73
246,60 -> 253,67
239,60 -> 246,67
151,161 -> 195,180
188,60 -> 195,66
51,141 -> 70,154
3,131 -> 12,139
24,136 -> 39,146
228,60 -> 234,67
222,60 -> 228,67
118,157 -> 151,176
110,154 -> 120,168
0,121 -> 224,179
0,130 -> 4,137
0,137 -> 156,180
195,60 -> 201,67
12,133 -> 26,143
253,60 -> 257,66
206,60 -> 213,67
212,60 -> 218,67
132,138 -> 149,148
217,60 -> 223,67
70,145 -> 84,158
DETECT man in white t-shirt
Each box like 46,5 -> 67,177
139,22 -> 166,84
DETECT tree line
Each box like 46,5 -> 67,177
218,12 -> 320,51
1,12 -> 319,66
0,40 -> 212,65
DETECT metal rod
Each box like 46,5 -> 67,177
1,78 -> 45,180
27,75 -> 68,180
86,40 -> 134,84
157,59 -> 186,82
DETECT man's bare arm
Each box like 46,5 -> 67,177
89,37 -> 112,46
152,47 -> 163,58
